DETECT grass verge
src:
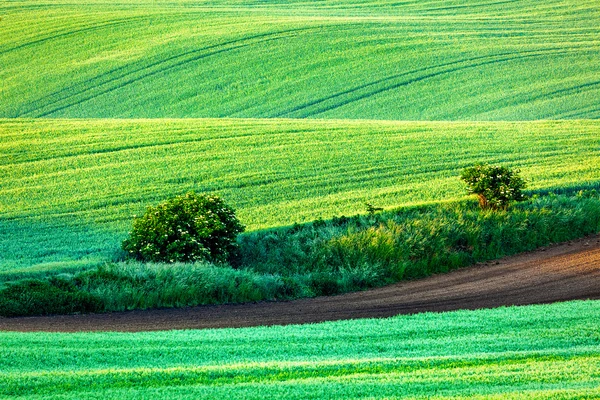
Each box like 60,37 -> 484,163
1,191 -> 599,317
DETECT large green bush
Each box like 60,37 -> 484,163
460,164 -> 526,209
122,192 -> 244,263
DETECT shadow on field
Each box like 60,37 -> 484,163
527,181 -> 600,197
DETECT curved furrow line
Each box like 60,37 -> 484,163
275,45 -> 592,118
0,17 -> 89,46
274,61 -> 482,118
19,26 -> 312,111
515,80 -> 600,119
3,130 -> 262,167
304,48 -> 595,117
541,80 -> 600,99
32,38 -> 287,117
416,0 -> 520,14
582,108 -> 600,118
559,107 -> 600,119
19,26 -> 321,117
0,16 -> 146,56
454,79 -> 600,120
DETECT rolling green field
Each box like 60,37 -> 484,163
1,0 -> 599,271
2,119 -> 600,273
1,0 -> 599,120
2,0 -> 600,396
1,301 -> 599,399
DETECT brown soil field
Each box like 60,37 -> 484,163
1,234 -> 599,333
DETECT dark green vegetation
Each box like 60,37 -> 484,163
2,0 -> 600,395
460,164 -> 527,209
2,119 -> 600,273
1,301 -> 599,398
2,192 -> 598,316
1,0 -> 599,120
122,192 -> 244,263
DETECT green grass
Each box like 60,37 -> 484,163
1,0 -> 599,120
2,118 -> 599,272
1,300 -> 599,398
2,2 -> 599,395
2,193 -> 598,317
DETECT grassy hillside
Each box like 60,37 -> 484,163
1,0 -> 599,273
1,0 -> 599,119
2,118 -> 599,272
1,301 -> 599,398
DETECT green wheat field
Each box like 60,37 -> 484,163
1,0 -> 600,397
3,119 -> 600,273
1,301 -> 599,399
2,0 -> 599,119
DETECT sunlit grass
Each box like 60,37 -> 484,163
1,0 -> 599,120
2,118 -> 599,271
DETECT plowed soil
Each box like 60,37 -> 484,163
1,234 -> 599,332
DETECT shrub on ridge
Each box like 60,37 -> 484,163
122,192 -> 244,264
460,164 -> 526,209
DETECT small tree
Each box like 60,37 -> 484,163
122,192 -> 244,263
460,164 -> 526,209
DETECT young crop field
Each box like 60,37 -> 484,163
1,0 -> 599,120
2,119 -> 600,273
2,0 -> 600,396
1,0 -> 599,274
1,300 -> 599,399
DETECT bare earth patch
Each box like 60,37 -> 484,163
1,234 -> 599,333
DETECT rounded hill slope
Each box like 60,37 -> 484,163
1,0 -> 599,119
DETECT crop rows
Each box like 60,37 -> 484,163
1,301 -> 599,398
2,118 -> 599,272
1,0 -> 599,119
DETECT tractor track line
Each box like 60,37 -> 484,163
19,25 -> 331,117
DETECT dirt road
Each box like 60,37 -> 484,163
1,234 -> 599,332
